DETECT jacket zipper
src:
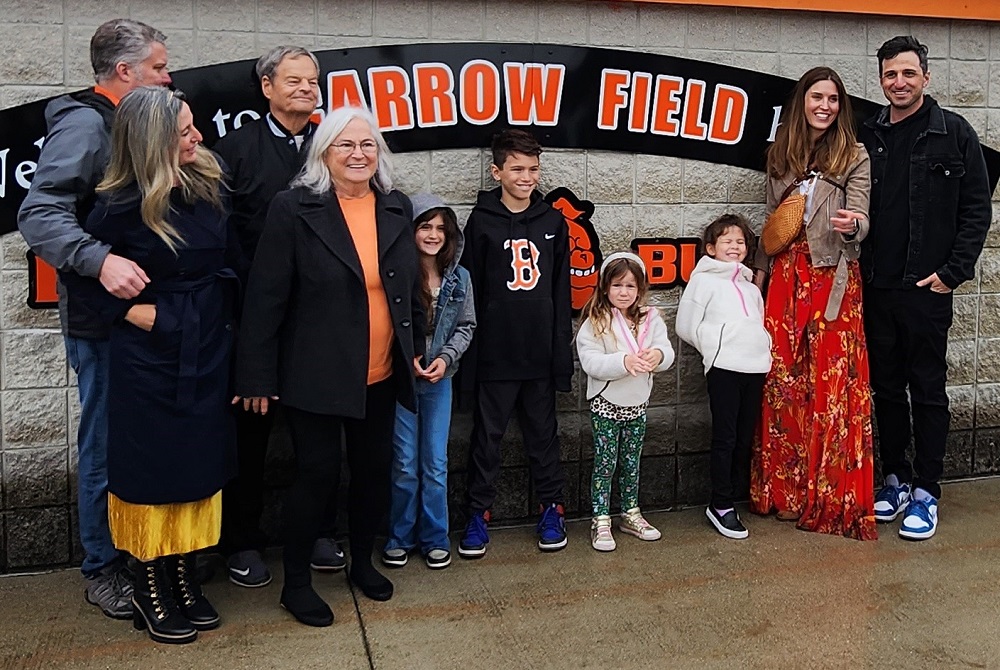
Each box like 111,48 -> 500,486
731,266 -> 749,317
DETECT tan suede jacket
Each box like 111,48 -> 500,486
756,143 -> 871,320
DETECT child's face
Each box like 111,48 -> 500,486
490,152 -> 540,204
414,214 -> 447,257
705,226 -> 748,263
606,271 -> 639,311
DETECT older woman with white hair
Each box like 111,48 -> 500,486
236,106 -> 423,627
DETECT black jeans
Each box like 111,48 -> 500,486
467,378 -> 565,513
864,286 -> 953,499
282,378 -> 396,588
707,368 -> 765,510
221,408 -> 339,554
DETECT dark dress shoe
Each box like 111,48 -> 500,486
349,564 -> 393,601
280,585 -> 333,627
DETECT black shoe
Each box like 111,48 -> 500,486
349,563 -> 393,601
132,558 -> 197,645
310,538 -> 347,572
170,554 -> 221,631
280,584 -> 333,627
705,507 -> 749,540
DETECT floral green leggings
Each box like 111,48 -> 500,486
590,412 -> 647,517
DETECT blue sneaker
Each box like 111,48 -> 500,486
899,496 -> 938,541
458,510 -> 490,559
874,482 -> 911,522
537,503 -> 567,552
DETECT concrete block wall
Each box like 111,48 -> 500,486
1,0 -> 998,571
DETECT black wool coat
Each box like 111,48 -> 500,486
236,185 -> 423,417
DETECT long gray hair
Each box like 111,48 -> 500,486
292,106 -> 394,195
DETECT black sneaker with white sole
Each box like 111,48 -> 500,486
425,548 -> 451,569
706,507 -> 749,540
310,537 -> 347,572
227,549 -> 272,587
381,547 -> 409,568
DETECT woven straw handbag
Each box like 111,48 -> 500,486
761,181 -> 806,256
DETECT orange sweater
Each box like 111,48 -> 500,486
339,193 -> 394,384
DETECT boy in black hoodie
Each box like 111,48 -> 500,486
458,129 -> 573,558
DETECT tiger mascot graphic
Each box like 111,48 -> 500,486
543,187 -> 601,314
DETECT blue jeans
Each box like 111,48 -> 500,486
386,377 -> 452,554
65,336 -> 120,577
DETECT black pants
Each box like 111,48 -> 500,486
221,408 -> 339,554
282,378 -> 396,588
707,368 -> 765,509
864,286 -> 953,499
467,378 -> 565,512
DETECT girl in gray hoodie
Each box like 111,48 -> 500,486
383,194 -> 476,570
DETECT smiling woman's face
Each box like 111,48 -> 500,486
324,117 -> 378,191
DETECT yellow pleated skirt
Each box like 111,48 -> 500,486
108,491 -> 222,561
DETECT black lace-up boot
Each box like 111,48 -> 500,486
132,558 -> 197,644
170,554 -> 220,631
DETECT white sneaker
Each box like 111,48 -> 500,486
591,516 -> 616,552
899,496 -> 938,541
619,507 -> 661,541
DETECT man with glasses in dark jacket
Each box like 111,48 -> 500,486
860,35 -> 992,541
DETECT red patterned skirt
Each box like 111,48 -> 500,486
750,238 -> 877,540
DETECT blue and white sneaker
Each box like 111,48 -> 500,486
874,482 -> 911,522
458,510 -> 490,559
899,496 -> 938,541
537,503 -> 568,552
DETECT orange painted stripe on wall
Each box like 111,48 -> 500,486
627,0 -> 1000,22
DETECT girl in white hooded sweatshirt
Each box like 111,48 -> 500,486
676,214 -> 772,540
577,252 -> 675,552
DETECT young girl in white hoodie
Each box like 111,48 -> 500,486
577,252 -> 675,552
676,214 -> 772,540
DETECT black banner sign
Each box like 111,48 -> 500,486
2,42 -> 998,234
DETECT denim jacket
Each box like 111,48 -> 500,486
428,264 -> 476,378
860,96 -> 993,290
425,226 -> 476,379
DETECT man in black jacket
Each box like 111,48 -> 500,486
213,46 -> 344,586
860,36 -> 992,541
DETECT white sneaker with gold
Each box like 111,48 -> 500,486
591,516 -> 616,551
619,507 -> 661,541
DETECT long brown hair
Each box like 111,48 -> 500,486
98,87 -> 223,252
766,67 -> 858,179
580,257 -> 649,339
415,206 -> 460,327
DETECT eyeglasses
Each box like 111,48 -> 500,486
332,140 -> 378,155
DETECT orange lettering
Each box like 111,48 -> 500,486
598,69 -> 630,130
460,60 -> 500,125
636,243 -> 679,286
708,84 -> 748,145
27,253 -> 58,308
327,70 -> 366,110
367,66 -> 414,130
505,239 -> 541,291
504,63 -> 565,126
679,241 -> 699,283
628,72 -> 652,133
413,63 -> 457,127
681,79 -> 708,140
651,75 -> 683,136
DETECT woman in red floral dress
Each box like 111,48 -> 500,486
751,67 -> 877,540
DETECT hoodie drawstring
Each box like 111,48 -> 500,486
731,265 -> 749,317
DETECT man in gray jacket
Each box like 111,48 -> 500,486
17,18 -> 171,619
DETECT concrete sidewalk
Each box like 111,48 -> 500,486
2,478 -> 999,670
